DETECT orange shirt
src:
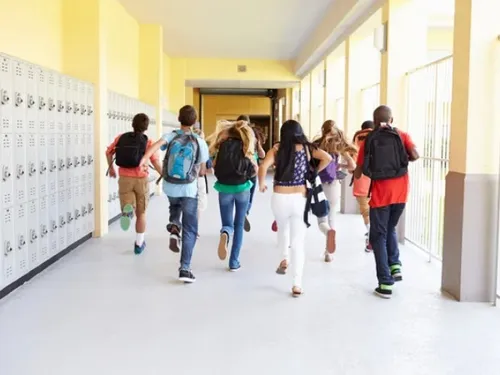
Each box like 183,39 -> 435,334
352,129 -> 372,197
106,134 -> 159,178
356,129 -> 415,208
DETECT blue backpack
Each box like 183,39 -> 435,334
163,130 -> 200,184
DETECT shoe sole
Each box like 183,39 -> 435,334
393,275 -> 403,282
244,217 -> 251,232
218,233 -> 228,260
229,267 -> 241,272
324,254 -> 333,263
179,277 -> 196,283
326,230 -> 336,254
374,290 -> 392,299
169,237 -> 180,253
120,204 -> 134,231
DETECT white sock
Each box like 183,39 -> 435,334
365,224 -> 370,234
136,233 -> 145,246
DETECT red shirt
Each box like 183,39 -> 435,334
356,129 -> 415,208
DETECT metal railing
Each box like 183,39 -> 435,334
405,55 -> 453,260
361,83 -> 380,120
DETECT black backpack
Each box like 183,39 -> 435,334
214,138 -> 254,185
362,126 -> 408,181
115,132 -> 148,168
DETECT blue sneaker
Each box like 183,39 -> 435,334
120,204 -> 134,231
134,241 -> 146,255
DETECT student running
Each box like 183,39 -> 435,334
258,120 -> 331,297
354,105 -> 419,299
140,105 -> 209,283
352,120 -> 374,252
209,120 -> 257,271
314,120 -> 356,262
106,113 -> 162,255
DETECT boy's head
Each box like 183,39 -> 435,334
373,105 -> 393,127
132,113 -> 149,133
237,115 -> 250,122
178,105 -> 198,126
361,120 -> 374,130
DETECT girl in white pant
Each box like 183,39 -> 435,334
258,120 -> 332,297
314,120 -> 356,262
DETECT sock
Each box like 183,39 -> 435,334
136,233 -> 145,246
365,223 -> 370,233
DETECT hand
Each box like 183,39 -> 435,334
138,157 -> 148,170
109,167 -> 117,178
259,184 -> 268,193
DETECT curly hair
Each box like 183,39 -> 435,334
315,120 -> 357,156
207,120 -> 255,157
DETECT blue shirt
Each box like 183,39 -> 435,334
161,131 -> 209,198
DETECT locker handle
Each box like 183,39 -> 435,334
66,158 -> 73,169
28,163 -> 37,177
50,161 -> 57,172
1,89 -> 10,105
88,155 -> 94,164
18,235 -> 26,249
59,217 -> 66,227
75,210 -> 81,219
57,101 -> 64,112
74,157 -> 80,167
27,94 -> 35,109
59,160 -> 65,171
39,96 -> 46,110
40,162 -> 47,174
66,101 -> 73,113
87,106 -> 93,115
15,92 -> 24,107
73,103 -> 79,114
2,166 -> 11,181
108,194 -> 112,203
30,230 -> 38,243
4,241 -> 13,256
82,207 -> 88,217
48,98 -> 55,111
88,204 -> 94,213
67,213 -> 74,223
50,221 -> 58,232
41,225 -> 48,238
81,105 -> 87,115
16,165 -> 25,179
81,156 -> 87,166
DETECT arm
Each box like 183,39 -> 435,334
341,152 -> 356,172
258,147 -> 276,192
408,146 -> 419,161
140,138 -> 167,168
403,132 -> 419,162
256,141 -> 266,159
152,159 -> 162,176
353,142 -> 364,179
106,153 -> 116,178
311,148 -> 332,173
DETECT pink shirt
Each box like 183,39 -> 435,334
352,129 -> 372,197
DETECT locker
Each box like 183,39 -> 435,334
65,188 -> 75,246
86,84 -> 94,134
56,75 -> 66,126
64,77 -> 73,134
75,133 -> 85,186
0,227 -> 2,289
47,134 -> 58,194
38,195 -> 49,262
14,133 -> 27,205
36,67 -> 47,133
78,82 -> 87,133
46,71 -> 57,128
26,133 -> 38,201
14,203 -> 28,277
86,134 -> 94,176
48,193 -> 58,255
87,181 -> 95,234
57,133 -> 66,192
26,64 -> 37,135
38,134 -> 48,197
71,79 -> 80,133
73,185 -> 82,240
1,133 -> 14,208
27,199 -> 39,269
2,207 -> 15,285
12,59 -> 26,134
65,133 -> 73,188
0,55 -> 14,133
57,190 -> 67,251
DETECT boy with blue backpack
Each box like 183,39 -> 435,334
140,105 -> 209,283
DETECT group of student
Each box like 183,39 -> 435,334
106,103 -> 419,299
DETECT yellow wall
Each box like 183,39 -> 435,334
104,0 -> 139,98
0,0 -> 63,70
427,27 -> 454,52
202,95 -> 271,136
163,53 -> 172,109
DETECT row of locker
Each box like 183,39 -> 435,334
0,54 -> 94,135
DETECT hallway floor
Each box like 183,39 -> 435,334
1,185 -> 499,375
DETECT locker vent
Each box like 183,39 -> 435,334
49,75 -> 54,84
237,65 -> 247,73
1,59 -> 8,72
15,65 -> 22,76
16,120 -> 23,131
39,71 -> 45,83
5,208 -> 12,223
28,69 -> 34,80
29,120 -> 36,131
2,118 -> 10,130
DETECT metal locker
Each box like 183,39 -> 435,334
38,195 -> 49,262
65,188 -> 74,246
76,133 -> 85,187
86,134 -> 94,179
64,77 -> 73,134
26,133 -> 39,202
78,82 -> 87,134
71,79 -> 80,133
72,133 -> 81,186
0,225 -> 3,289
0,55 -> 14,134
48,193 -> 58,255
80,183 -> 88,235
14,133 -> 27,205
65,133 -> 73,189
86,84 -> 94,134
26,64 -> 37,136
36,67 -> 47,133
73,185 -> 82,240
57,190 -> 67,251
27,199 -> 39,269
2,207 -> 15,286
86,180 -> 95,234
46,71 -> 57,129
57,133 -> 66,192
38,134 -> 48,197
12,59 -> 26,134
56,74 -> 66,129
14,202 -> 28,277
1,133 -> 14,208
47,134 -> 58,194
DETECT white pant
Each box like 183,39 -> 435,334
271,193 -> 307,288
318,181 -> 340,235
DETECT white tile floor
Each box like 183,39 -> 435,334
1,185 -> 500,375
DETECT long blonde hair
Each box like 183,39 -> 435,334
207,120 -> 255,157
316,120 -> 357,156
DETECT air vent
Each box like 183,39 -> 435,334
237,65 -> 247,73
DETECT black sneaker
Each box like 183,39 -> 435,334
244,216 -> 251,232
374,285 -> 393,299
169,233 -> 181,253
179,269 -> 196,283
391,266 -> 403,282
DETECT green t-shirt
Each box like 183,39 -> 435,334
214,180 -> 253,194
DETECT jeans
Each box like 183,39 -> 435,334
247,177 -> 257,215
318,180 -> 340,234
219,191 -> 251,269
167,197 -> 198,271
369,203 -> 405,285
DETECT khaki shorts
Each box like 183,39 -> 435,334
118,176 -> 149,215
356,196 -> 370,225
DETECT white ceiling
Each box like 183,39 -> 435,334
118,0 -> 335,59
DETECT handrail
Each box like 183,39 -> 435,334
361,82 -> 381,92
405,55 -> 453,75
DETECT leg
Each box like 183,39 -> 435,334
319,182 -> 337,255
133,178 -> 149,253
118,177 -> 136,232
387,203 -> 406,280
244,177 -> 257,232
271,193 -> 291,273
179,197 -> 198,271
369,206 -> 393,287
167,197 -> 182,233
218,193 -> 235,261
289,195 -> 307,294
229,190 -> 251,270
356,196 -> 372,252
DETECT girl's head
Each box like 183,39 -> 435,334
279,120 -> 309,146
207,120 -> 255,157
252,125 -> 266,146
317,120 -> 357,156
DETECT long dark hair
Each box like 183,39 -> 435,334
275,120 -> 314,182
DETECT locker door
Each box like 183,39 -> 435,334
71,79 -> 80,134
65,78 -> 73,134
65,188 -> 74,246
26,133 -> 38,202
80,183 -> 88,235
26,64 -> 37,136
86,133 -> 94,183
14,133 -> 27,205
38,134 -> 48,197
36,67 -> 48,134
48,134 -> 58,194
27,199 -> 39,270
12,59 -> 26,134
14,202 -> 28,277
46,71 -> 57,126
87,180 -> 95,234
57,190 -> 67,251
79,133 -> 87,186
73,185 -> 82,240
0,55 -> 14,134
72,133 -> 81,187
1,134 -> 14,208
56,74 -> 65,135
86,84 -> 94,134
2,207 -> 15,286
48,193 -> 58,255
79,82 -> 87,134
57,133 -> 66,192
38,195 -> 49,262
65,133 -> 73,189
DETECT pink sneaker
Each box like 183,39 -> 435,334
271,221 -> 278,232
